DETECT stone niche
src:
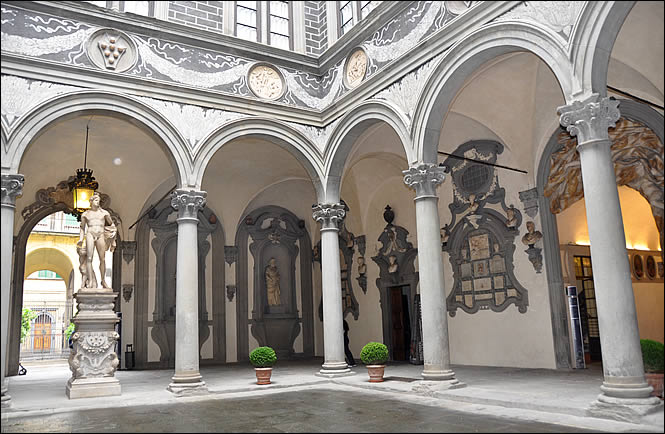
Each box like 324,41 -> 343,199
240,206 -> 313,359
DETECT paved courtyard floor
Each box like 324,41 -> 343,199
1,359 -> 663,433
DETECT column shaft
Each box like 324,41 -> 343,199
320,228 -> 347,372
1,174 -> 24,408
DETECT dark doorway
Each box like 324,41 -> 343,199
389,286 -> 411,361
573,256 -> 602,363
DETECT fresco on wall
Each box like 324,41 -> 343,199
545,118 -> 664,259
442,141 -> 529,315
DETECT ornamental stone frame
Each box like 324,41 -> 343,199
235,205 -> 314,361
134,196 -> 225,368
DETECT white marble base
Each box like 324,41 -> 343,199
66,377 -> 121,399
587,395 -> 663,424
316,362 -> 354,377
166,380 -> 208,397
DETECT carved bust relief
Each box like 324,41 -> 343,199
248,64 -> 285,100
345,48 -> 368,88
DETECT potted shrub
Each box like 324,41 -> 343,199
641,339 -> 664,399
250,346 -> 277,385
360,342 -> 389,383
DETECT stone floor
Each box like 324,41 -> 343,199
1,358 -> 663,433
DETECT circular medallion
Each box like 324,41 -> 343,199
646,255 -> 656,280
87,29 -> 137,73
632,254 -> 644,280
248,64 -> 285,101
345,48 -> 368,89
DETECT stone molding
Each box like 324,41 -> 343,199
403,164 -> 446,198
1,174 -> 24,206
558,94 -> 621,144
312,203 -> 346,230
171,189 -> 207,220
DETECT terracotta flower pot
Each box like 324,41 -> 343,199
255,367 -> 273,385
645,372 -> 664,399
366,364 -> 385,383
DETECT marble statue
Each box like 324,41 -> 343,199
506,206 -> 518,229
77,192 -> 116,288
521,221 -> 543,246
265,257 -> 281,305
388,255 -> 399,274
357,256 -> 367,275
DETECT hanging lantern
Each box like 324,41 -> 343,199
68,124 -> 99,217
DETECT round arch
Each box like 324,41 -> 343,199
412,21 -> 573,165
3,90 -> 190,187
24,247 -> 75,281
570,1 -> 635,97
324,100 -> 412,204
193,118 -> 325,201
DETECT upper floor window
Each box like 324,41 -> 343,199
268,1 -> 291,50
236,1 -> 259,42
339,1 -> 381,36
82,1 -> 166,19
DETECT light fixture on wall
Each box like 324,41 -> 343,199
68,122 -> 99,218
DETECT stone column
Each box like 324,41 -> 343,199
1,174 -> 24,408
167,189 -> 208,395
404,164 -> 463,389
312,203 -> 351,376
558,94 -> 662,420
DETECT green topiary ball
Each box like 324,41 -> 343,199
360,342 -> 389,365
641,339 -> 664,373
250,346 -> 277,368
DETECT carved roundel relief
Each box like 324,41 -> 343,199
344,48 -> 368,89
247,63 -> 286,101
87,29 -> 137,73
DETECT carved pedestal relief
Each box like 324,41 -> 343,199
442,141 -> 528,315
371,205 -> 419,361
236,206 -> 314,361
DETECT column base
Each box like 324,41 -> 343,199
587,394 -> 663,424
412,379 -> 466,395
1,393 -> 11,409
66,377 -> 121,399
421,367 -> 458,381
167,372 -> 208,396
315,361 -> 353,378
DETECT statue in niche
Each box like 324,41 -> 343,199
386,226 -> 407,254
388,255 -> 399,274
357,256 -> 367,276
265,257 -> 281,305
77,192 -> 116,288
521,221 -> 543,247
505,206 -> 518,229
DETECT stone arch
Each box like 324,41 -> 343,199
324,100 -> 412,204
570,1 -> 635,97
413,21 -> 574,165
192,118 -> 325,201
3,90 -> 190,187
24,247 -> 75,281
535,98 -> 663,369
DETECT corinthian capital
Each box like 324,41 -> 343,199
312,203 -> 345,230
1,174 -> 25,206
403,164 -> 446,198
171,189 -> 206,220
558,94 -> 620,144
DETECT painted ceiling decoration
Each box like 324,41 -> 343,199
545,117 -> 664,254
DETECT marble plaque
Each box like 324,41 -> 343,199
493,275 -> 504,289
461,263 -> 472,278
473,277 -> 492,291
476,292 -> 492,300
490,256 -> 505,273
473,260 -> 489,277
469,234 -> 490,260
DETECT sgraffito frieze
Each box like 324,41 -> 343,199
495,1 -> 585,41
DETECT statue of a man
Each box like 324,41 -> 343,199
265,257 -> 281,306
521,221 -> 543,247
77,192 -> 116,288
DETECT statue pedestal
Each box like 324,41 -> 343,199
66,288 -> 121,399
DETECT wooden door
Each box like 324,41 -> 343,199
390,287 -> 406,360
33,313 -> 52,350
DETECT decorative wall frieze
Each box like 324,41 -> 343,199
1,76 -> 82,130
495,1 -> 584,40
374,54 -> 441,128
558,94 -> 621,144
170,189 -> 207,220
136,96 -> 245,153
312,203 -> 346,230
1,174 -> 25,206
403,164 -> 446,198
